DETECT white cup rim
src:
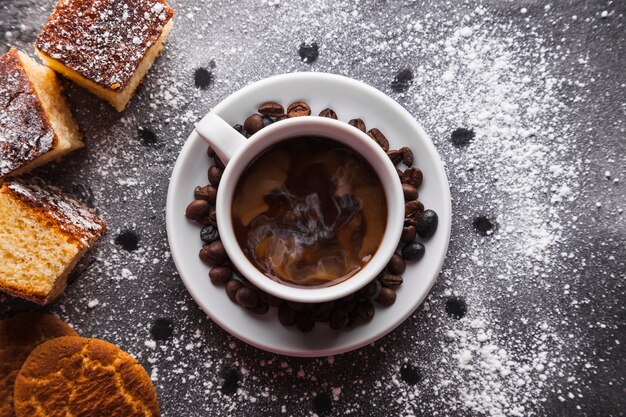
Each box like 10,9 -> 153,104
214,117 -> 404,304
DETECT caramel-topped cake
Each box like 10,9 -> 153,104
0,48 -> 83,179
35,0 -> 174,112
0,176 -> 106,305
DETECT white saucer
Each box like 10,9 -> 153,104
166,73 -> 451,357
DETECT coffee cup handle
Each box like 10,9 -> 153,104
195,112 -> 246,165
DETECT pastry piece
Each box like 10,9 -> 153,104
0,312 -> 77,417
35,0 -> 175,112
0,48 -> 83,178
0,176 -> 106,305
14,336 -> 160,417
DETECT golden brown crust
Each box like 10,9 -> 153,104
35,0 -> 174,92
0,312 -> 77,417
0,49 -> 58,177
0,176 -> 107,248
14,337 -> 160,417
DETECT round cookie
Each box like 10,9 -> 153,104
14,336 -> 160,417
0,312 -> 77,417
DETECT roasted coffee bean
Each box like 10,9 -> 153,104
209,209 -> 217,224
213,155 -> 225,169
207,146 -> 216,158
233,124 -> 247,136
235,287 -> 259,308
296,313 -> 315,332
225,279 -> 242,303
244,114 -> 265,135
275,114 -> 288,121
199,240 -> 228,266
287,301 -> 313,312
367,128 -> 390,151
198,215 -> 215,226
185,199 -> 211,221
248,301 -> 270,315
402,184 -> 418,201
200,224 -> 220,244
387,150 -> 403,165
354,300 -> 375,323
387,253 -> 406,275
278,305 -> 297,326
381,274 -> 403,288
194,185 -> 217,204
318,108 -> 337,119
287,101 -> 311,118
266,293 -> 284,308
400,147 -> 414,166
262,115 -> 273,128
376,287 -> 397,307
311,302 -> 334,322
401,225 -> 417,243
242,280 -> 258,291
329,309 -> 349,330
402,242 -> 425,261
348,118 -> 366,132
209,266 -> 232,285
208,165 -> 223,187
405,200 -> 425,223
358,279 -> 381,300
415,209 -> 438,238
258,101 -> 285,117
401,168 -> 423,188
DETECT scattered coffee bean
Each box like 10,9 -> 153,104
278,305 -> 297,326
354,300 -> 375,323
400,147 -> 414,166
400,363 -> 422,385
473,216 -> 497,236
287,301 -> 313,312
386,149 -> 403,165
208,209 -> 217,224
199,240 -> 228,266
194,185 -> 217,205
115,230 -> 139,252
287,101 -> 311,118
401,167 -> 423,188
312,392 -> 333,416
208,165 -> 223,187
450,127 -> 474,147
367,128 -> 390,151
209,266 -> 232,285
258,101 -> 285,117
391,68 -> 414,93
185,199 -> 211,221
296,313 -> 315,332
401,225 -> 417,243
197,215 -> 215,226
446,296 -> 467,319
402,183 -> 418,201
348,118 -> 366,132
194,67 -> 213,90
207,146 -> 216,157
402,242 -> 425,261
235,287 -> 259,308
415,209 -> 438,238
220,366 -> 240,395
329,309 -> 349,330
233,124 -> 247,136
275,114 -> 288,121
248,301 -> 270,315
150,318 -> 174,341
381,274 -> 403,288
225,279 -> 242,303
266,293 -> 284,308
311,302 -> 334,322
244,114 -> 265,135
358,279 -> 381,300
262,115 -> 273,128
213,155 -> 225,169
375,287 -> 397,307
405,200 -> 425,223
318,108 -> 337,119
396,168 -> 403,179
298,42 -> 319,64
387,253 -> 406,275
200,224 -> 219,244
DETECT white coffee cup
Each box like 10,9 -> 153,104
195,113 -> 404,304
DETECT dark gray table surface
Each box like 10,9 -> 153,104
1,0 -> 624,416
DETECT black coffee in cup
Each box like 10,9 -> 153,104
232,137 -> 387,287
